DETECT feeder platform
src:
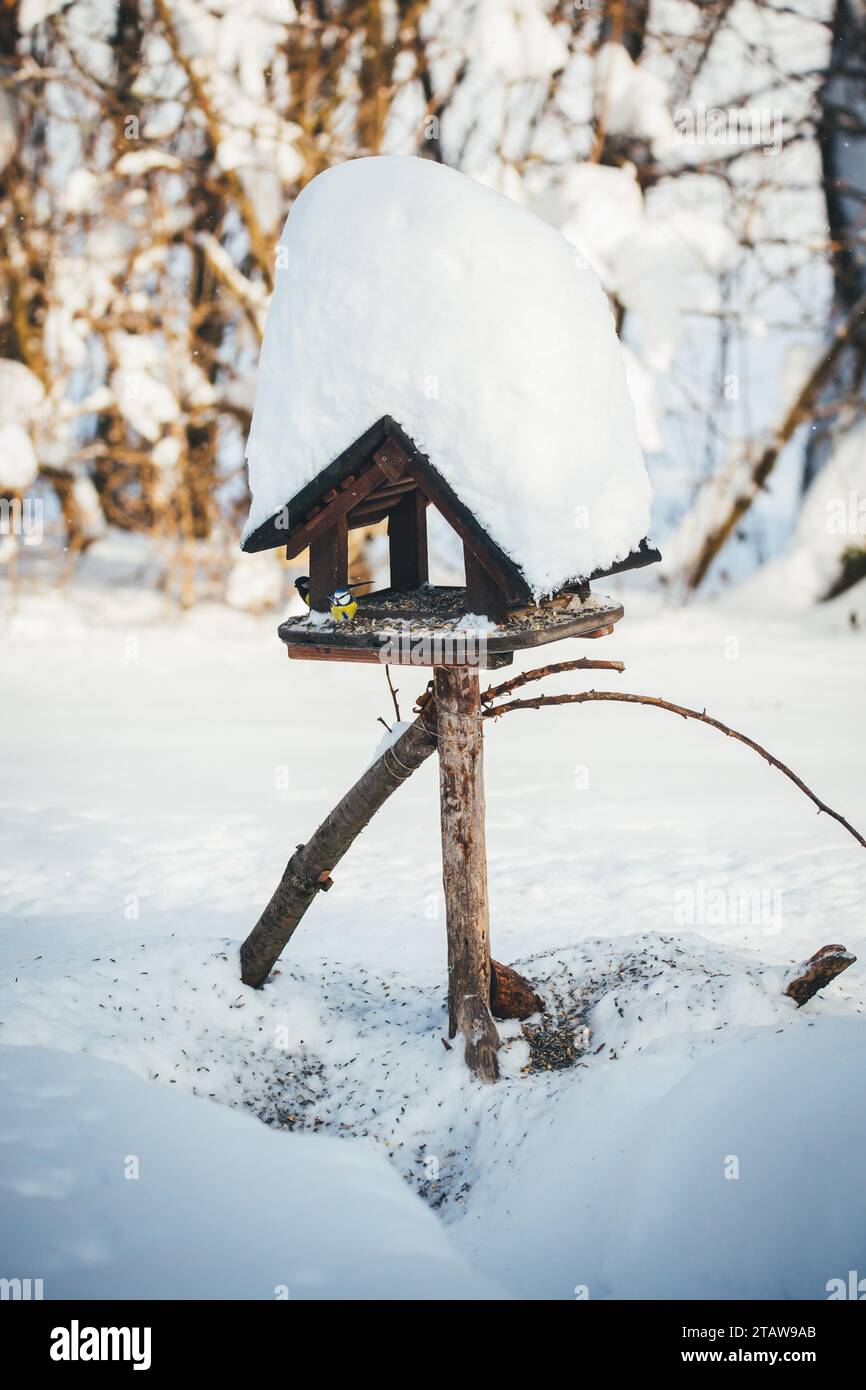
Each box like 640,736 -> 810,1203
278,585 -> 624,668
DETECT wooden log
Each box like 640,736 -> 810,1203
490,959 -> 543,1020
239,699 -> 438,988
784,943 -> 856,1008
434,666 -> 500,1082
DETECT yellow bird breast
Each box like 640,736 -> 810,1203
330,598 -> 357,622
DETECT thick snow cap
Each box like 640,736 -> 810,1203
244,155 -> 652,596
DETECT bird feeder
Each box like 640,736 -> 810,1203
242,413 -> 659,1080
239,155 -> 660,1079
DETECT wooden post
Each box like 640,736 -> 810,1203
388,490 -> 428,590
309,515 -> 348,611
434,665 -> 500,1082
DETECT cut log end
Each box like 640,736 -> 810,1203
490,959 -> 543,1020
784,943 -> 856,1008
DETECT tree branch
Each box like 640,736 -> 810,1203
684,287 -> 866,590
385,664 -> 401,723
484,689 -> 866,848
481,656 -> 625,704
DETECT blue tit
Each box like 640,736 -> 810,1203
329,586 -> 358,622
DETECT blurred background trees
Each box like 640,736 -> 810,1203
0,0 -> 863,609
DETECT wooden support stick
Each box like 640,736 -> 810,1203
434,666 -> 500,1082
239,696 -> 438,988
241,664 -> 863,1015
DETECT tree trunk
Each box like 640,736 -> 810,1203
434,666 -> 500,1082
681,288 -> 866,591
803,0 -> 866,489
239,699 -> 438,987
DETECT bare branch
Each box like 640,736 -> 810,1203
481,656 -> 625,704
484,689 -> 866,849
385,665 -> 401,723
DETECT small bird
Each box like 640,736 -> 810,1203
294,575 -> 368,620
329,586 -> 358,622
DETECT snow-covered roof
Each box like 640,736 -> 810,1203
243,156 -> 652,597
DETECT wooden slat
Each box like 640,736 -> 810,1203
285,643 -> 512,669
348,480 -> 418,519
284,464 -> 386,560
346,506 -> 394,529
360,479 -> 418,503
287,644 -> 385,664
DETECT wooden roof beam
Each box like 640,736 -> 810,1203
283,462 -> 386,560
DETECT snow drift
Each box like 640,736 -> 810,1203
0,1045 -> 505,1300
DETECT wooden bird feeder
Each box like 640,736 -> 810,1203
243,414 -> 660,1081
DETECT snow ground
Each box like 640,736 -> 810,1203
0,1044 -> 502,1299
1,577 -> 864,1299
